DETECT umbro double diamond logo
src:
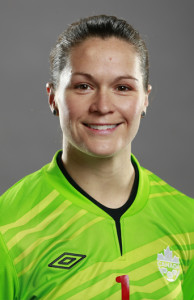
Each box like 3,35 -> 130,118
48,252 -> 86,270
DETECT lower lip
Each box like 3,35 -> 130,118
84,124 -> 120,135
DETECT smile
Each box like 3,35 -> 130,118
83,123 -> 121,134
86,124 -> 118,130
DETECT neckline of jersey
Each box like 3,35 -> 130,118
56,151 -> 138,219
44,150 -> 150,218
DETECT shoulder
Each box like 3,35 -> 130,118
0,167 -> 44,225
141,166 -> 194,220
0,150 -> 63,203
0,152 -> 61,228
132,154 -> 192,199
0,161 -> 48,196
144,167 -> 192,200
132,153 -> 193,207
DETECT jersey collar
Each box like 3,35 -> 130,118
44,150 -> 149,218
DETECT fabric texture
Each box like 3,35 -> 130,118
0,150 -> 193,299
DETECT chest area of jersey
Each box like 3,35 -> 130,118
15,214 -> 184,299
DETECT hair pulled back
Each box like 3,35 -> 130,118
50,15 -> 149,91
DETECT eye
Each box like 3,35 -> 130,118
75,83 -> 91,90
116,85 -> 131,92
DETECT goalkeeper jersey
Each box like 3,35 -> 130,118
0,151 -> 193,300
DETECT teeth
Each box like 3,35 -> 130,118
87,124 -> 117,130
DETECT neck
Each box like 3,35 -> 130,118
62,143 -> 135,208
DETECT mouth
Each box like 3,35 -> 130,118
84,124 -> 118,129
83,123 -> 122,133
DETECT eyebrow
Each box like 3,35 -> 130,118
72,72 -> 138,82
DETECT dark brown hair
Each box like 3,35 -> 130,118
50,15 -> 149,91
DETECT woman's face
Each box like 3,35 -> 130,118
54,37 -> 151,158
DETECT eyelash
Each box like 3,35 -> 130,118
73,83 -> 133,92
116,85 -> 132,92
74,83 -> 91,90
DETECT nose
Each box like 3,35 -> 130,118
89,89 -> 114,115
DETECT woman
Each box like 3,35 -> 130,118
0,15 -> 193,300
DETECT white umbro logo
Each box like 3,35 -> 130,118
157,246 -> 180,282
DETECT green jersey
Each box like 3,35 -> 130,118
0,151 -> 193,299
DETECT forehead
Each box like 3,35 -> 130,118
67,37 -> 141,78
70,37 -> 138,64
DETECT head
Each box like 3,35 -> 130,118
47,15 -> 152,159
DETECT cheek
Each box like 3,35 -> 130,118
59,96 -> 84,130
121,99 -> 142,123
66,100 -> 83,122
58,100 -> 70,132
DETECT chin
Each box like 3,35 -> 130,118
82,145 -> 125,159
68,139 -> 130,159
87,151 -> 116,159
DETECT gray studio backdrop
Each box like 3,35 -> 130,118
0,0 -> 193,197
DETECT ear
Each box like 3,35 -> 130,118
46,83 -> 59,116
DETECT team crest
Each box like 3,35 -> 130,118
157,246 -> 180,282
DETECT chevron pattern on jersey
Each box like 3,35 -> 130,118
0,151 -> 193,299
